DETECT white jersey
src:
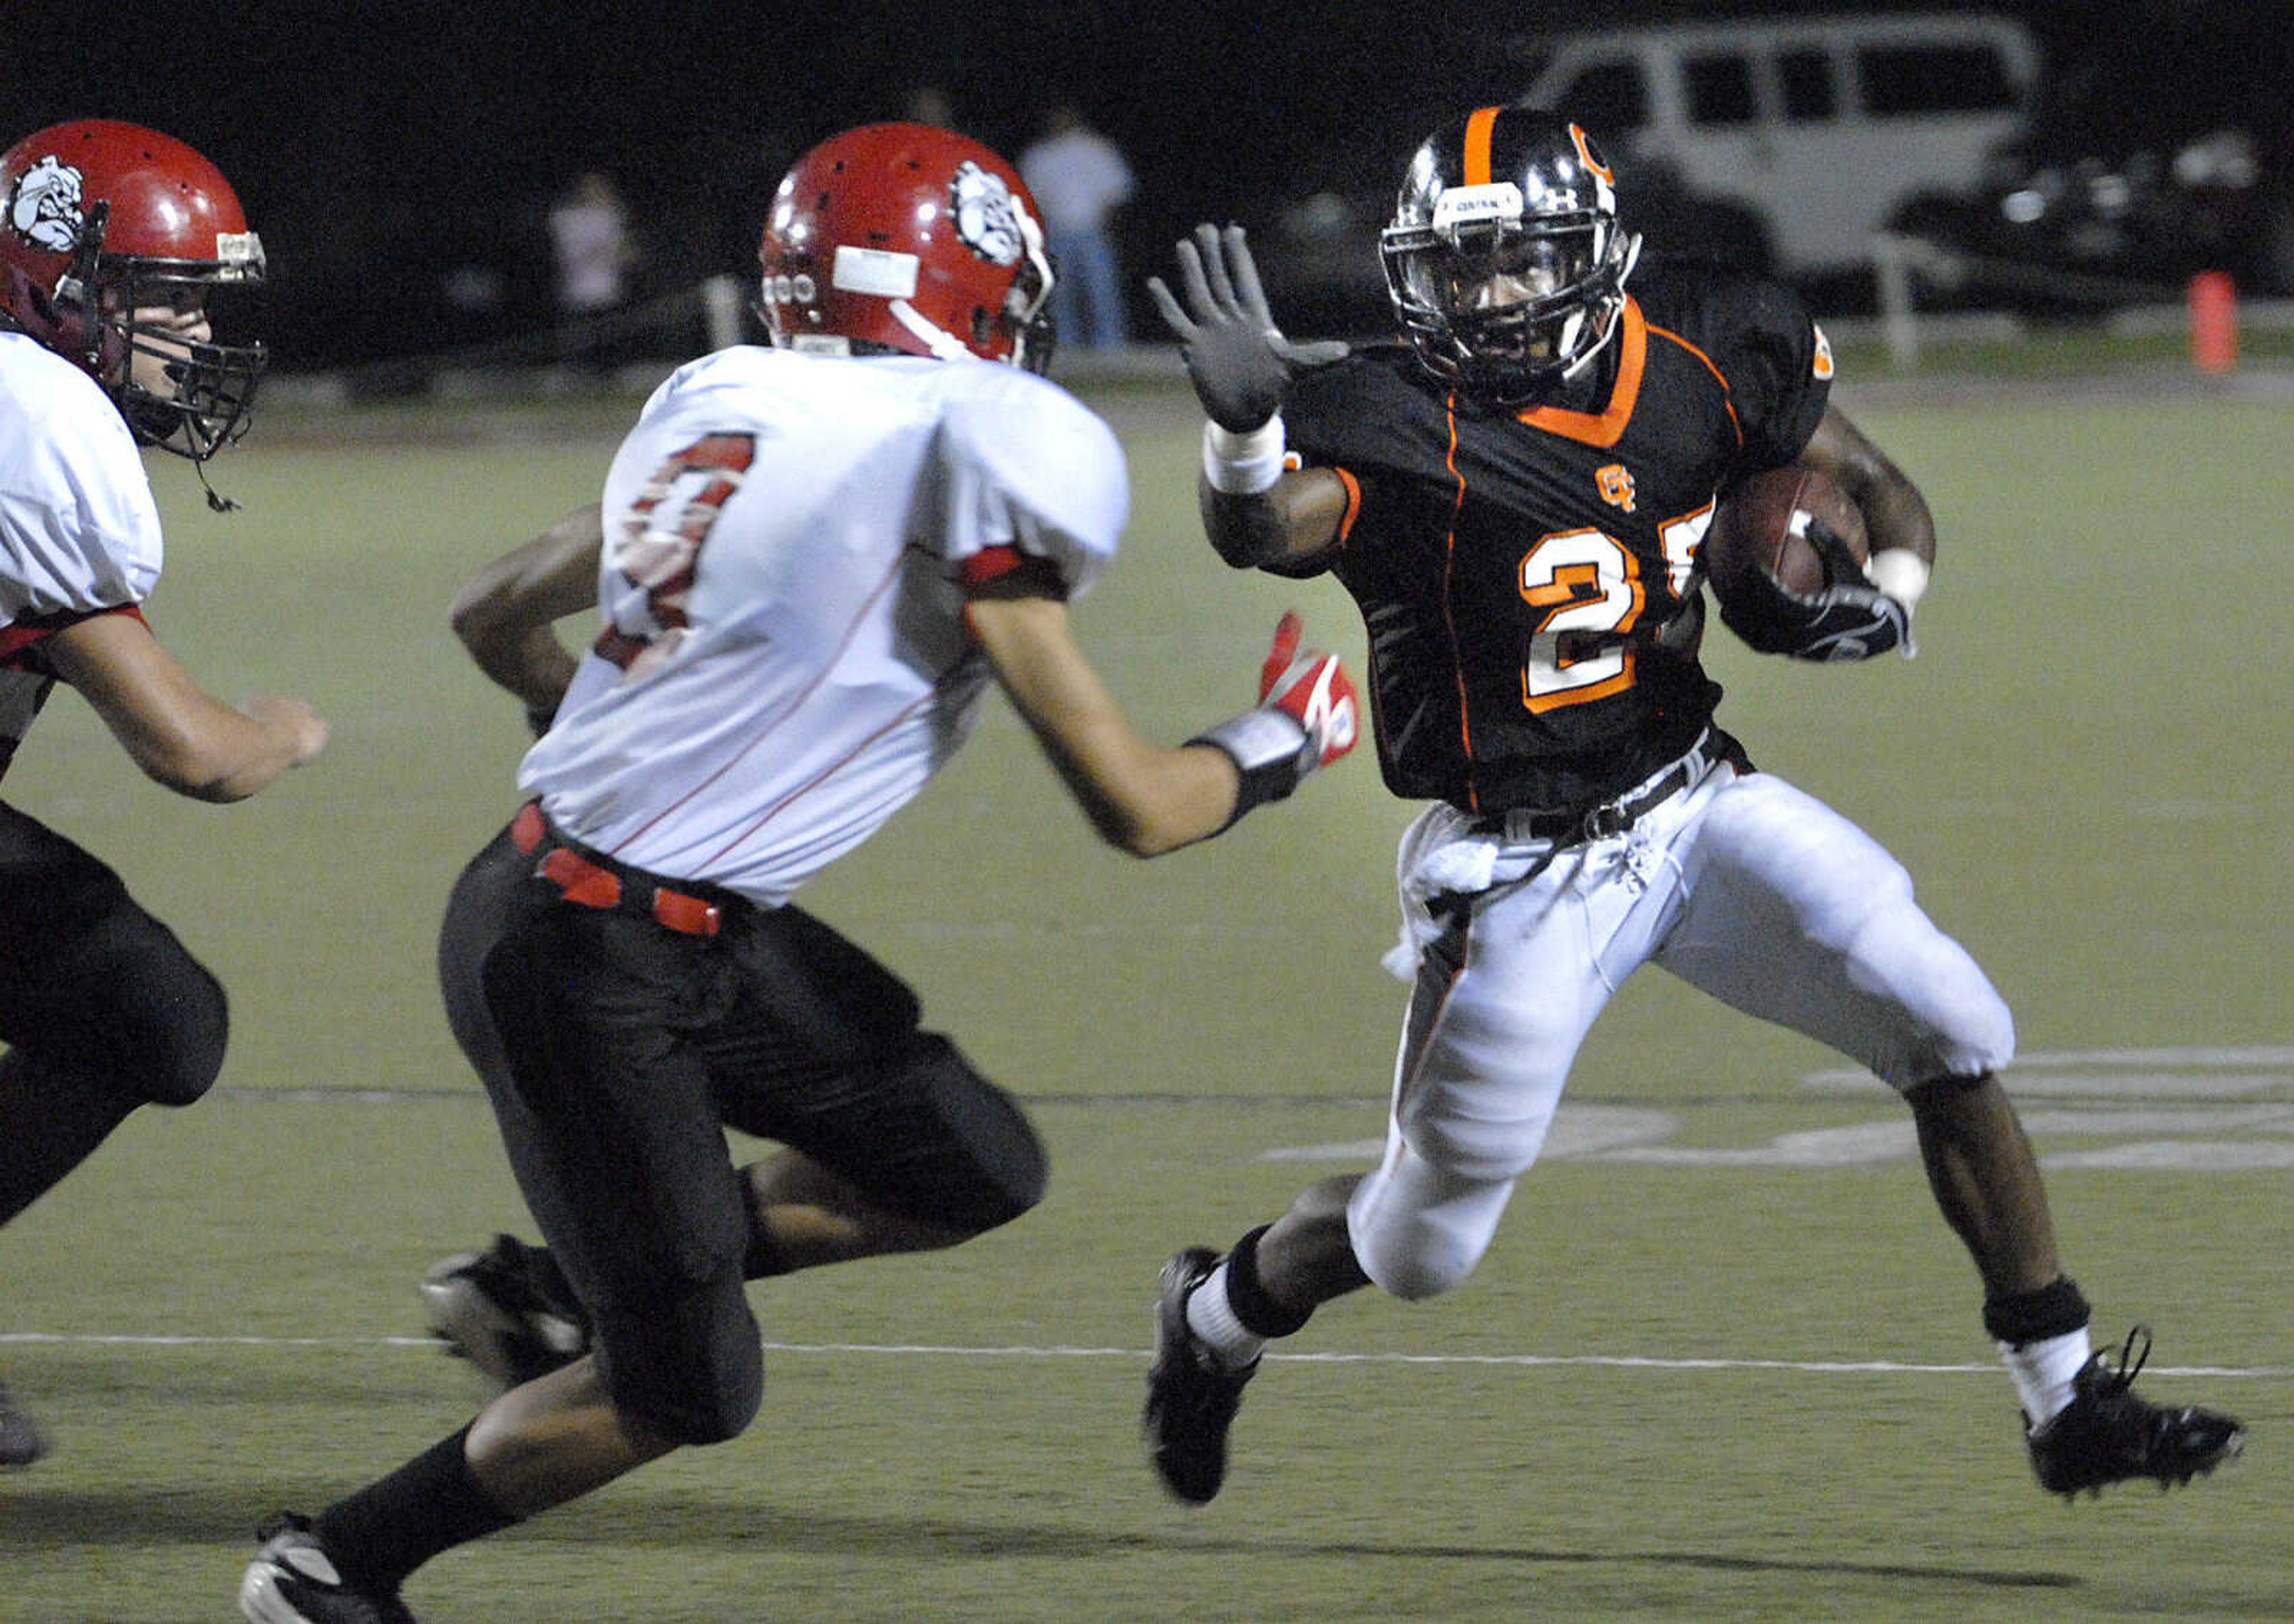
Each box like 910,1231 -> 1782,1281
522,346 -> 1127,907
0,331 -> 164,776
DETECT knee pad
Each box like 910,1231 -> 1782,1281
1347,1144 -> 1515,1302
65,885 -> 229,1108
1854,897 -> 2016,1087
593,1275 -> 764,1447
127,949 -> 229,1107
891,1033 -> 1048,1233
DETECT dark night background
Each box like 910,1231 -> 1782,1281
2,1 -> 2280,370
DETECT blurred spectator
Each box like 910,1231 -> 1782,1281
904,84 -> 957,131
440,263 -> 507,330
1019,103 -> 1136,351
548,171 -> 636,323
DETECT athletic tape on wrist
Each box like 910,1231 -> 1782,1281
1866,548 -> 1930,608
1189,705 -> 1313,828
1201,415 -> 1286,496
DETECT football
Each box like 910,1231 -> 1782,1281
1704,462 -> 1868,600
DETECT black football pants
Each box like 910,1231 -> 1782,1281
0,801 -> 228,1224
436,818 -> 1044,1444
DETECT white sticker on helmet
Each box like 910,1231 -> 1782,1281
8,155 -> 85,252
950,161 -> 1025,267
214,231 -> 265,279
1431,182 -> 1525,235
832,245 -> 919,299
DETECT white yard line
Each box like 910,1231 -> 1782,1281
0,1331 -> 2282,1379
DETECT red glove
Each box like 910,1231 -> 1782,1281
1189,611 -> 1360,828
1257,610 -> 1359,770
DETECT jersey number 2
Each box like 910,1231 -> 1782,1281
1516,509 -> 1710,713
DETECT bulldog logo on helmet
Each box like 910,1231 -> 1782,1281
8,155 -> 85,253
950,161 -> 1024,268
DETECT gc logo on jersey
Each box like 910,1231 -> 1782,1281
1596,462 -> 1636,512
7,154 -> 84,253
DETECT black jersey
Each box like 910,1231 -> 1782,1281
1281,255 -> 1832,813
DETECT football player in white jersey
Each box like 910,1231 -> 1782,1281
239,123 -> 1358,1624
0,120 -> 328,1469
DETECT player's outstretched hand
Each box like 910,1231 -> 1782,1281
1256,610 -> 1358,773
1148,224 -> 1348,432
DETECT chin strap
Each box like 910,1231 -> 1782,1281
195,459 -> 241,514
888,299 -> 976,361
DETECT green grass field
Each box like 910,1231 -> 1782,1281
2,364 -> 2290,1623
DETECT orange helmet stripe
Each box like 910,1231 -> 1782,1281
1462,106 -> 1501,187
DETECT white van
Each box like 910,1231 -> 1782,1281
1517,12 -> 2040,277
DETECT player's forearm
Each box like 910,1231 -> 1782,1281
1198,466 -> 1348,572
970,592 -> 1238,855
182,707 -> 327,800
1200,480 -> 1293,569
1857,475 -> 1936,567
48,614 -> 328,801
1802,406 -> 1934,565
1039,724 -> 1241,858
450,505 -> 603,707
120,693 -> 327,803
464,625 -> 580,717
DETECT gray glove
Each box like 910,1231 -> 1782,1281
1147,223 -> 1348,432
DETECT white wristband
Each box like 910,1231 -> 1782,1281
1866,548 -> 1931,607
1202,415 -> 1286,496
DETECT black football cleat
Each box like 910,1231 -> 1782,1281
239,1513 -> 418,1624
1144,1247 -> 1258,1505
2026,1326 -> 2245,1499
418,1233 -> 588,1392
0,1380 -> 50,1467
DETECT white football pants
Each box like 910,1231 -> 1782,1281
1347,754 -> 2014,1301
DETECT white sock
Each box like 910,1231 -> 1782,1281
2001,1327 -> 2093,1426
1183,1263 -> 1266,1371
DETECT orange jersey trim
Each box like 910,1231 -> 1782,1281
1332,466 -> 1364,544
1440,397 -> 1479,811
1516,302 -> 1648,448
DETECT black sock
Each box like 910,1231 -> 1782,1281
1982,1276 -> 2091,1345
314,1424 -> 519,1594
1224,1224 -> 1315,1339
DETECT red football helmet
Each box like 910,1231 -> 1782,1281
757,122 -> 1055,372
0,119 -> 266,459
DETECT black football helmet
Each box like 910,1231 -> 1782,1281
1381,106 -> 1640,406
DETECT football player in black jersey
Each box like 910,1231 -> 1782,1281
1139,105 -> 2241,1509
